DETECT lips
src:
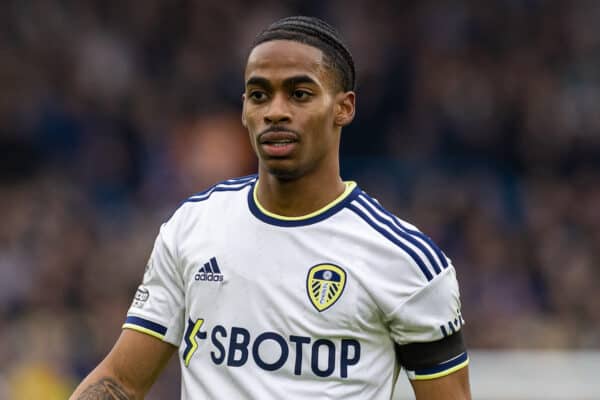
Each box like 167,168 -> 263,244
259,130 -> 299,144
258,130 -> 299,157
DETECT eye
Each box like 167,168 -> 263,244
248,90 -> 267,102
291,89 -> 312,101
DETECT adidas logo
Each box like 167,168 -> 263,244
194,257 -> 224,282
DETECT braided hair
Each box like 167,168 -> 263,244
252,16 -> 356,92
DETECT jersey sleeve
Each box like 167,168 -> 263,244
123,221 -> 186,347
389,266 -> 468,380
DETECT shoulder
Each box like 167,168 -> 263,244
174,174 -> 256,213
162,174 -> 257,231
184,174 -> 257,204
343,189 -> 451,284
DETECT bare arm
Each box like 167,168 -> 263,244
410,366 -> 471,400
70,329 -> 177,400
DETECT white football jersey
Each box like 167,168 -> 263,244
124,175 -> 468,399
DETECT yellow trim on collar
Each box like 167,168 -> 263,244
253,181 -> 357,221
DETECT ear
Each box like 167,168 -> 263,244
334,91 -> 356,127
241,93 -> 247,127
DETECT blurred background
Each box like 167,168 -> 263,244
1,0 -> 599,398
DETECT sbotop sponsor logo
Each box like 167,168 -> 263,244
182,319 -> 361,378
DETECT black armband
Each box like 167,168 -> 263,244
396,331 -> 468,380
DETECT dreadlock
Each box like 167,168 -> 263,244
251,16 -> 356,92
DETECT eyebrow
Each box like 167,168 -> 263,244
245,75 -> 319,89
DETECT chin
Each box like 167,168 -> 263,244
266,167 -> 302,181
262,161 -> 304,181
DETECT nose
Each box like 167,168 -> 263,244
264,93 -> 291,124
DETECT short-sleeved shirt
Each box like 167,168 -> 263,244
124,175 -> 468,399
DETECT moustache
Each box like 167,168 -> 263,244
258,126 -> 300,137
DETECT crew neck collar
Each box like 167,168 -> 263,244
247,179 -> 359,227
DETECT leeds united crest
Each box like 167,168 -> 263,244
307,264 -> 346,312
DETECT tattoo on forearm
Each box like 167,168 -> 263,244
76,378 -> 133,400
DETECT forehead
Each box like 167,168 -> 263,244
245,40 -> 328,83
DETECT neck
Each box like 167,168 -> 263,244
256,169 -> 346,217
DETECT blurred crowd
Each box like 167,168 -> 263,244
1,0 -> 599,398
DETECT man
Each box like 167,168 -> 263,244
70,16 -> 471,400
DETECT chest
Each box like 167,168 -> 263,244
177,220 -> 385,337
